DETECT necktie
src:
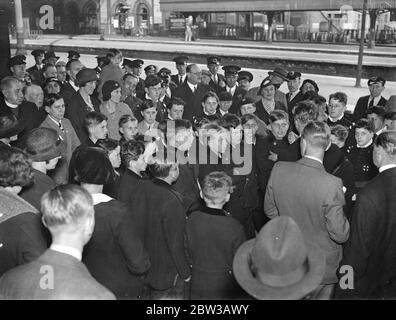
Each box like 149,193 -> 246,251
369,98 -> 374,108
58,120 -> 64,133
179,76 -> 183,84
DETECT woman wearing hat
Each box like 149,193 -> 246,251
74,146 -> 150,299
0,115 -> 24,147
43,77 -> 62,95
100,80 -> 133,140
98,49 -> 124,102
19,127 -> 65,210
40,93 -> 81,185
255,78 -> 287,125
300,79 -> 319,95
0,146 -> 48,277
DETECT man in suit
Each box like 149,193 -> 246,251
218,65 -> 246,115
0,184 -> 115,299
143,75 -> 168,122
207,56 -> 225,93
8,55 -> 31,85
60,59 -> 83,105
27,49 -> 45,85
337,131 -> 396,299
122,73 -> 142,118
237,70 -> 253,93
171,55 -> 189,87
173,64 -> 211,123
353,76 -> 387,122
264,121 -> 350,299
64,69 -> 100,144
0,76 -> 44,148
286,71 -> 304,118
132,158 -> 191,299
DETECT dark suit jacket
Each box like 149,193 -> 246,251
353,95 -> 387,122
254,99 -> 287,125
26,65 -> 44,86
264,157 -> 350,284
64,92 -> 100,145
173,82 -> 211,122
0,98 -> 45,148
208,73 -> 225,93
131,178 -> 191,290
83,198 -> 150,299
59,82 -> 78,105
186,206 -> 246,299
171,74 -> 187,87
286,91 -> 304,118
339,167 -> 396,299
0,250 -> 115,299
136,78 -> 146,100
124,95 -> 143,120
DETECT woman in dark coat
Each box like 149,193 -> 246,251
74,146 -> 150,299
186,171 -> 246,300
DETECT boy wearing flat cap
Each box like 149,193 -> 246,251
218,65 -> 246,115
171,56 -> 189,87
186,171 -> 246,299
353,76 -> 387,122
19,127 -> 65,210
123,59 -> 146,100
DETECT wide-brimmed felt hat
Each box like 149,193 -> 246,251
25,127 -> 66,162
45,51 -> 60,61
76,68 -> 98,86
268,67 -> 288,83
68,50 -> 80,59
8,55 -> 26,68
173,55 -> 189,65
222,65 -> 241,76
258,77 -> 276,96
233,216 -> 325,300
0,115 -> 25,139
31,49 -> 45,57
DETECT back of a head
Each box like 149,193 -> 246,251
41,184 -> 94,231
374,130 -> 396,160
302,121 -> 331,151
219,113 -> 241,130
201,171 -> 232,204
147,157 -> 177,180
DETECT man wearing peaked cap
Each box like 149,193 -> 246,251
122,59 -> 145,100
286,71 -> 304,117
171,55 -> 189,87
94,56 -> 109,75
64,69 -> 101,144
217,65 -> 246,114
233,216 -> 326,300
67,50 -> 80,61
353,75 -> 388,122
207,55 -> 225,92
144,65 -> 157,77
27,50 -> 46,85
8,55 -> 28,83
238,71 -> 253,92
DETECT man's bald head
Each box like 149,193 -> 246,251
24,84 -> 44,108
0,76 -> 24,105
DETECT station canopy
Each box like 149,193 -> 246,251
160,0 -> 396,12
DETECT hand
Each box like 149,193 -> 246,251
268,151 -> 278,162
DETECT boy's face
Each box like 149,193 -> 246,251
169,104 -> 184,120
238,79 -> 250,91
328,98 -> 346,119
202,96 -> 218,115
287,78 -> 301,93
91,120 -> 108,140
367,113 -> 384,132
142,107 -> 157,124
45,98 -> 65,121
240,103 -> 256,115
369,83 -> 384,98
330,134 -> 345,149
219,100 -> 232,112
120,120 -> 138,140
355,128 -> 374,147
146,83 -> 161,101
270,119 -> 289,140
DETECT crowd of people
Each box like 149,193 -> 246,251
0,47 -> 396,300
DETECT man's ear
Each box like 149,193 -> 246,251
145,87 -> 149,94
199,190 -> 204,200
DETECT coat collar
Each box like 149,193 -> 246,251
298,156 -> 325,170
199,205 -> 230,217
152,177 -> 173,189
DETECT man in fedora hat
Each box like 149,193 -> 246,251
353,76 -> 387,122
8,55 -> 31,85
0,115 -> 24,147
44,50 -> 60,66
233,216 -> 326,299
65,68 -> 100,144
264,121 -> 350,299
19,127 -> 65,210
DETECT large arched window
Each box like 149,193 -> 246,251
138,4 -> 149,29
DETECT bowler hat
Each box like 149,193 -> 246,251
287,71 -> 302,81
207,56 -> 221,65
68,50 -> 80,59
173,55 -> 189,65
238,71 -> 253,83
368,76 -> 386,86
45,51 -> 60,61
31,49 -> 45,57
74,147 -> 116,185
76,68 -> 98,86
8,55 -> 26,68
25,127 -> 66,162
268,67 -> 288,83
0,115 -> 25,139
222,65 -> 241,76
102,80 -> 121,102
233,216 -> 325,300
